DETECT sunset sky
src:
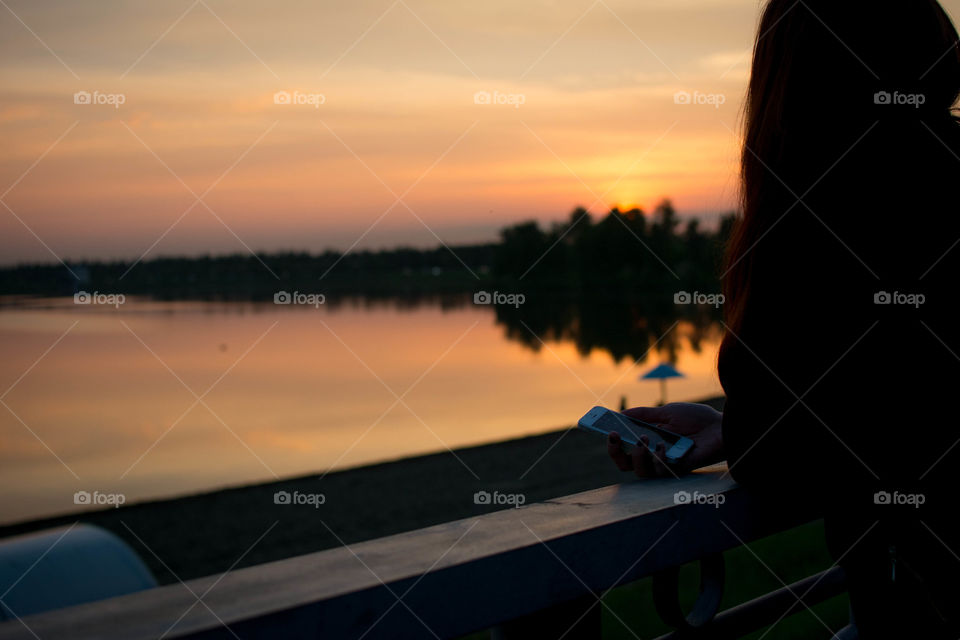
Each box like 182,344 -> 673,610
3,0 -> 959,265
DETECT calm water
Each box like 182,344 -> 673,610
0,298 -> 723,523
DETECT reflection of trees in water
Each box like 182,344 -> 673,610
314,292 -> 722,365
323,293 -> 472,314
316,294 -> 721,365
491,296 -> 721,365
10,292 -> 721,367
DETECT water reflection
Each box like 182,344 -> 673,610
491,296 -> 719,364
4,292 -> 723,368
278,292 -> 721,365
0,295 -> 723,524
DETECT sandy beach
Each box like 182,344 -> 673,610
0,397 -> 724,583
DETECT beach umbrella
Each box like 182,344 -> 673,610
640,363 -> 685,406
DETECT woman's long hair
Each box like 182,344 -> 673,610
720,0 -> 960,347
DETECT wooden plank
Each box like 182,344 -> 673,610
0,469 -> 817,640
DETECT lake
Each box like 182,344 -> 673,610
0,297 -> 723,524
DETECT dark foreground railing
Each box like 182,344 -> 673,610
0,468 -> 855,639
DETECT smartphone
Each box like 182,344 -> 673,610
578,406 -> 694,464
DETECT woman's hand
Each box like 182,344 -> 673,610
607,402 -> 725,478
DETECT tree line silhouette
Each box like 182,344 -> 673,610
495,200 -> 732,299
0,201 -> 734,304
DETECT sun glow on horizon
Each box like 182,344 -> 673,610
4,0 -> 903,263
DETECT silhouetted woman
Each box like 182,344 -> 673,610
609,1 -> 960,636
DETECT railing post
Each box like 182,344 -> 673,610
492,593 -> 601,640
653,552 -> 725,633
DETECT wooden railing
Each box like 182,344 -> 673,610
0,468 -> 855,639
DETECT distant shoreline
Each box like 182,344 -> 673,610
0,396 -> 725,583
0,204 -> 730,303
